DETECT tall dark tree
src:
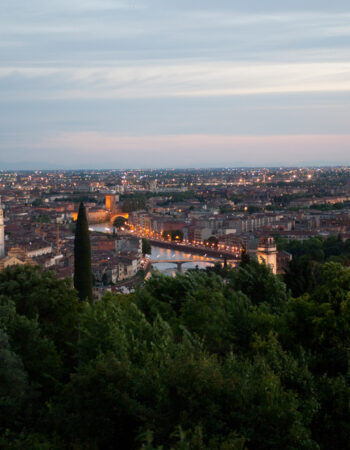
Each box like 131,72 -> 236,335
142,238 -> 152,256
240,249 -> 251,267
74,202 -> 93,302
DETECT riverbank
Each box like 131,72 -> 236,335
89,224 -> 237,278
147,237 -> 238,260
89,224 -> 239,262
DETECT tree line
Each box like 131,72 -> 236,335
1,255 -> 350,448
276,235 -> 350,297
1,207 -> 350,449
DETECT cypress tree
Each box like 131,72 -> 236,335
74,202 -> 93,302
240,249 -> 251,268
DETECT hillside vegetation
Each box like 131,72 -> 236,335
1,260 -> 350,449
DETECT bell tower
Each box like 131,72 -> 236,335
257,236 -> 277,274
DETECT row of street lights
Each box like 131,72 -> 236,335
128,223 -> 242,255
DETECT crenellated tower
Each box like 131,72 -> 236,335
257,236 -> 277,274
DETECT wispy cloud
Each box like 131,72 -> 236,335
1,61 -> 350,100
1,1 -> 350,167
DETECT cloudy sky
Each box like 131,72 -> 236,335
1,0 -> 350,168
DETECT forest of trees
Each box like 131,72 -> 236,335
277,235 -> 350,297
1,253 -> 350,448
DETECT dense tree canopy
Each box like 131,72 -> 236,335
276,235 -> 350,296
1,258 -> 350,449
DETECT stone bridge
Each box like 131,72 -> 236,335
110,212 -> 129,224
150,259 -> 217,272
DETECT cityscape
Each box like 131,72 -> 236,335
1,166 -> 350,296
2,0 -> 350,448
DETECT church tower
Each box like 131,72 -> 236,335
257,236 -> 277,274
0,198 -> 5,259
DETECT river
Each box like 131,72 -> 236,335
149,246 -> 218,276
89,223 -> 219,275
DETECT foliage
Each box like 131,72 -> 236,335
310,202 -> 344,211
156,191 -> 201,205
74,202 -> 93,302
36,214 -> 50,223
0,266 -> 81,443
240,249 -> 251,268
228,258 -> 289,312
229,194 -> 242,203
219,204 -> 234,214
276,235 -> 350,294
247,205 -> 261,214
122,194 -> 147,212
283,256 -> 319,297
204,236 -> 218,248
162,230 -> 183,241
142,238 -> 152,256
32,198 -> 43,206
2,259 -> 350,449
113,216 -> 129,230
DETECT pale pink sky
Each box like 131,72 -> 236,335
1,1 -> 350,168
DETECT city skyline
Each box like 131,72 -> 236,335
1,1 -> 350,168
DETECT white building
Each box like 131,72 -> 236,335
257,237 -> 277,274
115,235 -> 142,256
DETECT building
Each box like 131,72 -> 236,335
115,235 -> 142,256
117,256 -> 139,280
257,237 -> 277,274
25,241 -> 52,258
0,247 -> 36,271
105,194 -> 119,212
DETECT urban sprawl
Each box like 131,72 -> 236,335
1,167 -> 350,298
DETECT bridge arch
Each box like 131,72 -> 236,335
110,212 -> 129,224
150,259 -> 218,273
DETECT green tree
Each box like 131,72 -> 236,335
3,256 -> 350,448
240,249 -> 251,268
122,194 -> 147,212
229,259 -> 289,312
113,216 -> 128,230
0,265 -> 81,368
32,198 -> 43,206
36,214 -> 50,223
204,236 -> 218,248
74,202 -> 93,302
142,238 -> 152,256
162,230 -> 183,242
283,263 -> 350,376
247,205 -> 261,214
283,256 -> 319,297
323,235 -> 344,259
0,291 -> 63,439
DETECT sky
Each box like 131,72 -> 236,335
1,0 -> 350,169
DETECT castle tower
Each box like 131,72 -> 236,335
0,198 -> 5,259
257,236 -> 277,274
105,194 -> 119,213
